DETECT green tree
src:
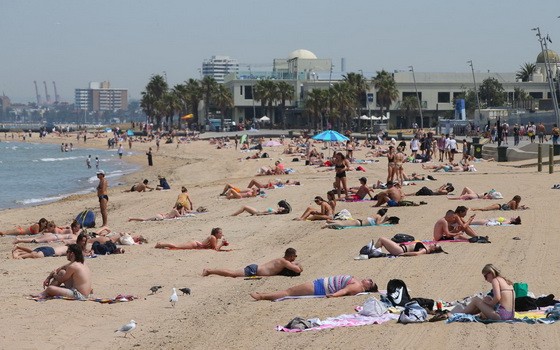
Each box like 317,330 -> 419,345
343,72 -> 369,116
479,77 -> 506,107
162,91 -> 179,130
373,70 -> 399,120
214,84 -> 234,130
305,89 -> 328,130
399,95 -> 419,128
254,79 -> 278,124
276,81 -> 295,129
516,63 -> 536,82
200,76 -> 218,122
184,79 -> 202,122
141,74 -> 168,127
330,82 -> 354,129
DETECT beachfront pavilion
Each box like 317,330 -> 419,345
223,49 -> 559,130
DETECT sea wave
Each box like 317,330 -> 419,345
40,156 -> 82,162
16,188 -> 95,205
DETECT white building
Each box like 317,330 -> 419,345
202,55 -> 239,84
223,49 -> 559,129
74,81 -> 128,112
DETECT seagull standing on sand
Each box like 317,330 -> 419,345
170,288 -> 178,307
115,320 -> 137,338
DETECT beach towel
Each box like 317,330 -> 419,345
273,292 -> 373,302
276,313 -> 399,332
29,294 -> 137,303
330,223 -> 394,230
446,312 -> 556,324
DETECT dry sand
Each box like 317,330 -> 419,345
0,133 -> 559,349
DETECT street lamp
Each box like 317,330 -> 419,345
532,27 -> 560,126
467,60 -> 483,125
409,66 -> 423,129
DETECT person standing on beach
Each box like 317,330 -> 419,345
97,170 -> 109,227
118,144 -> 124,159
146,147 -> 153,166
128,137 -> 133,149
86,155 -> 92,169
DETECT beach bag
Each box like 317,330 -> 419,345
75,210 -> 96,228
415,186 -> 433,196
119,234 -> 135,246
398,301 -> 428,324
391,233 -> 415,243
277,200 -> 292,214
261,152 -> 269,158
514,282 -> 529,298
284,317 -> 312,330
359,297 -> 388,317
386,216 -> 400,225
386,279 -> 411,307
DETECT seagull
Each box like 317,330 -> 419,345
179,288 -> 191,295
115,320 -> 137,338
170,288 -> 178,307
149,285 -> 163,294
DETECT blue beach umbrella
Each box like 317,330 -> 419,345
126,129 -> 134,136
312,130 -> 349,142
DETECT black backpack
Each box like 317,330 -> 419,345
386,279 -> 411,307
415,186 -> 433,196
391,233 -> 415,243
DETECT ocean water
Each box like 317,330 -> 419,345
0,141 -> 139,210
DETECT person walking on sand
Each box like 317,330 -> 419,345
146,147 -> 153,166
203,248 -> 302,278
96,170 -> 109,227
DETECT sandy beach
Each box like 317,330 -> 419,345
1,132 -> 559,350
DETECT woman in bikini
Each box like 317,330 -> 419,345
97,170 -> 109,227
13,220 -> 82,244
447,187 -> 494,200
127,204 -> 186,222
393,150 -> 406,185
0,218 -> 48,236
471,195 -> 527,211
449,264 -> 515,320
225,187 -> 259,199
345,140 -> 354,161
295,196 -> 334,221
250,275 -> 378,301
322,209 -> 393,229
368,237 -> 446,257
333,152 -> 351,200
154,227 -> 228,251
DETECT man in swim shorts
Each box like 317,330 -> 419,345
202,248 -> 302,278
33,244 -> 92,300
12,244 -> 69,259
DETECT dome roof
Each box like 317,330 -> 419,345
288,49 -> 317,60
537,49 -> 560,63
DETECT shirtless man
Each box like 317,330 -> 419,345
347,177 -> 375,200
433,210 -> 476,241
124,179 -> 153,192
32,243 -> 92,300
373,181 -> 405,207
202,248 -> 302,278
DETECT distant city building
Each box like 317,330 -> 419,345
202,55 -> 239,83
74,81 -> 128,112
0,94 -> 11,116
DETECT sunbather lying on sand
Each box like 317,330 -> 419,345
0,218 -> 48,236
447,187 -> 499,200
127,204 -> 186,222
203,248 -> 302,277
470,216 -> 521,225
250,275 -> 378,301
13,220 -> 82,244
471,195 -> 528,211
155,228 -> 229,251
365,237 -> 446,257
231,200 -> 291,216
322,209 -> 395,228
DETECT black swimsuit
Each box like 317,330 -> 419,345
335,163 -> 346,178
399,242 -> 427,254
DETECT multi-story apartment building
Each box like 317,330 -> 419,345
74,81 -> 128,112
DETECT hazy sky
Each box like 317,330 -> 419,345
1,0 -> 559,103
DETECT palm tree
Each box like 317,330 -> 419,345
330,82 -> 355,130
305,89 -> 328,130
373,70 -> 399,122
214,84 -> 234,130
161,91 -> 180,130
254,80 -> 278,124
399,96 -> 419,128
343,72 -> 369,117
184,79 -> 202,122
276,81 -> 295,129
516,63 -> 536,82
200,76 -> 218,123
141,74 -> 168,127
